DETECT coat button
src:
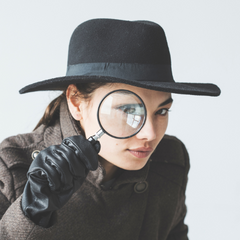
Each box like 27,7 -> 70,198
134,181 -> 148,193
31,150 -> 40,160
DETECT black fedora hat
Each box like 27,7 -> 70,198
19,18 -> 221,96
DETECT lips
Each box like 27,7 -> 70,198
128,147 -> 153,158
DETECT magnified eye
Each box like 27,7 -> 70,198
117,104 -> 144,115
123,107 -> 135,114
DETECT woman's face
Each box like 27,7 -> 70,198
78,83 -> 172,171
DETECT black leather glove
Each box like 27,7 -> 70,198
21,135 -> 100,228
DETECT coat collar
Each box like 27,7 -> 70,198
59,98 -> 82,139
42,97 -> 82,147
44,98 -> 150,190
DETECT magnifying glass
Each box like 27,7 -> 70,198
88,89 -> 147,146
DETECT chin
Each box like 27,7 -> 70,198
118,158 -> 149,171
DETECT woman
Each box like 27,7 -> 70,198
0,19 -> 220,239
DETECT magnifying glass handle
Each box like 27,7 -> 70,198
87,129 -> 104,152
89,129 -> 105,141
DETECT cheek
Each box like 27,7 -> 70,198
98,135 -> 122,156
161,116 -> 169,133
154,116 -> 169,142
98,135 -> 129,168
81,108 -> 100,139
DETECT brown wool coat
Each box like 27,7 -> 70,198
0,100 -> 189,240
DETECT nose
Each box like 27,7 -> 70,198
135,117 -> 157,141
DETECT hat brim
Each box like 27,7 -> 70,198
19,75 -> 221,96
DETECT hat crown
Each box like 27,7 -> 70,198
19,18 -> 220,97
67,19 -> 171,65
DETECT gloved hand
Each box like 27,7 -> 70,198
21,135 -> 100,228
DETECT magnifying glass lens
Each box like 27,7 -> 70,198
98,90 -> 146,139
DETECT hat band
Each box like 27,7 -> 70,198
66,63 -> 174,82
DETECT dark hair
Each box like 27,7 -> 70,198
34,82 -> 109,130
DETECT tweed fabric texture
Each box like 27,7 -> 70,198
0,99 -> 189,239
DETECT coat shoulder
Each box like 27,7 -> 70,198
150,134 -> 189,168
0,125 -> 47,168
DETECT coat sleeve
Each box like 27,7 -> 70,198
0,156 -> 12,219
0,195 -> 37,239
0,135 -> 49,239
0,125 -> 65,239
0,154 -> 36,239
166,141 -> 190,240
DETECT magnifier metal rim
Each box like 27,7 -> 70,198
97,89 -> 147,139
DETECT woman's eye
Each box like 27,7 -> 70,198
123,107 -> 135,114
121,107 -> 136,114
156,108 -> 169,116
116,104 -> 144,115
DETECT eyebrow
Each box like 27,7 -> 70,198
158,97 -> 173,107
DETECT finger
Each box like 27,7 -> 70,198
53,144 -> 87,178
63,135 -> 99,171
28,152 -> 62,191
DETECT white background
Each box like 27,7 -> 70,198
0,1 -> 239,239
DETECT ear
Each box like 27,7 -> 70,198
66,84 -> 83,121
